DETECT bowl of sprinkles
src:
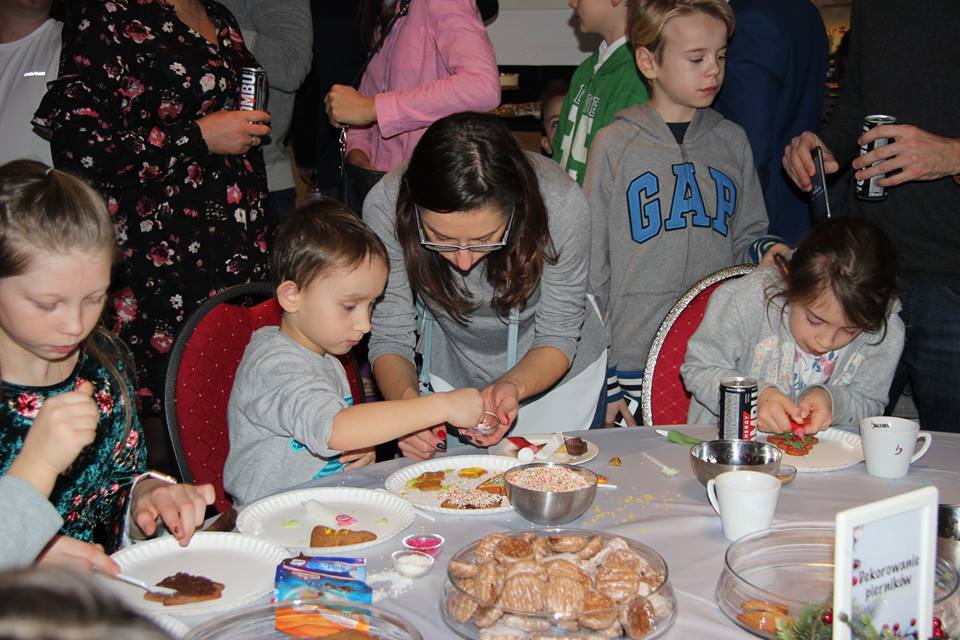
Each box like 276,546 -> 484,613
504,463 -> 598,525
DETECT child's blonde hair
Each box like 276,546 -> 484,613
628,0 -> 735,61
0,160 -> 135,430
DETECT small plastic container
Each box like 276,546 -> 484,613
402,533 -> 445,557
391,550 -> 435,578
775,464 -> 798,486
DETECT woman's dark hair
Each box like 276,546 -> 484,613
360,0 -> 394,48
0,160 -> 135,435
769,217 -> 900,336
0,567 -> 174,639
396,112 -> 558,322
271,200 -> 388,289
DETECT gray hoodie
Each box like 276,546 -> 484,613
584,103 -> 769,384
366,153 -> 607,414
681,267 -> 905,426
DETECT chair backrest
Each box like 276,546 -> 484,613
163,282 -> 365,512
640,264 -> 755,426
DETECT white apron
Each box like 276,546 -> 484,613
417,296 -> 607,434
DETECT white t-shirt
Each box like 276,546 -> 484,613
0,19 -> 61,166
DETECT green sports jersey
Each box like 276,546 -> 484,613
554,41 -> 650,185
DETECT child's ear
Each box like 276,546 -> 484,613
276,280 -> 300,314
635,47 -> 658,80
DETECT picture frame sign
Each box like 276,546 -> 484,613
833,486 -> 938,640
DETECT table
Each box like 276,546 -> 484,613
271,425 -> 959,639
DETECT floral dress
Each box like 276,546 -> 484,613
0,345 -> 147,554
34,0 -> 270,415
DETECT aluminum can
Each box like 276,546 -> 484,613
718,377 -> 758,441
855,114 -> 896,201
238,66 -> 268,111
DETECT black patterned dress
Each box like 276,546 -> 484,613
34,0 -> 270,415
0,344 -> 147,553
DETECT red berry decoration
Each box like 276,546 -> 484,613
821,609 -> 834,625
934,627 -> 944,639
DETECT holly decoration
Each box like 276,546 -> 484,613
773,604 -> 952,640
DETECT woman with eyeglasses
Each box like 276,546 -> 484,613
365,112 -> 608,459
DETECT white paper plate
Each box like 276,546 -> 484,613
236,487 -> 415,554
106,532 -> 287,616
488,434 -> 599,465
763,428 -> 864,472
384,455 -> 521,515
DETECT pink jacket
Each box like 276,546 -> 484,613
346,0 -> 501,171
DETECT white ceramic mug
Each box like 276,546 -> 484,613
859,416 -> 933,479
706,470 -> 781,541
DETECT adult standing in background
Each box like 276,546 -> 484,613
0,0 -> 60,165
218,0 -> 312,224
34,0 -> 272,417
714,0 -> 828,245
324,0 -> 500,176
782,0 -> 960,432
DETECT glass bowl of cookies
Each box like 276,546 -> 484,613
440,528 -> 677,639
716,524 -> 960,638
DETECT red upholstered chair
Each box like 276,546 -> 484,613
640,264 -> 755,426
162,282 -> 364,511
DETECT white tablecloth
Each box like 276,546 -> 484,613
250,425 -> 957,639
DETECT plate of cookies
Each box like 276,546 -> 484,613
105,532 -> 288,617
441,528 -> 678,638
489,433 -> 599,465
236,487 -> 416,554
384,455 -> 521,515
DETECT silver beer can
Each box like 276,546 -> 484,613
719,377 -> 758,441
855,114 -> 896,201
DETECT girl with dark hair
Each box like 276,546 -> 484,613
682,217 -> 905,434
366,113 -> 608,459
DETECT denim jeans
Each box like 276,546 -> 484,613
886,281 -> 960,432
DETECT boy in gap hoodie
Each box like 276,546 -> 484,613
584,0 -> 773,425
554,0 -> 650,185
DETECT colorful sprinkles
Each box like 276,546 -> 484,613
507,466 -> 591,492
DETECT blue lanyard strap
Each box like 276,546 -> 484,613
417,300 -> 519,390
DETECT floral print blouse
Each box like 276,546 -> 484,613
33,0 -> 271,415
0,343 -> 147,554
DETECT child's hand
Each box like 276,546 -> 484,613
19,381 -> 98,476
798,388 -> 833,432
37,535 -> 119,575
340,447 -> 375,469
442,387 -> 486,431
757,387 -> 804,434
131,482 -> 215,547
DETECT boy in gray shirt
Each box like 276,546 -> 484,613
225,202 -> 484,504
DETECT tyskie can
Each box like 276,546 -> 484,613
238,66 -> 268,111
718,377 -> 758,441
855,114 -> 896,201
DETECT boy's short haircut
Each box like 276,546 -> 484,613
539,78 -> 570,133
270,200 -> 389,289
628,0 -> 735,60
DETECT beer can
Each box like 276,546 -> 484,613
718,377 -> 758,441
855,114 -> 896,201
238,66 -> 268,112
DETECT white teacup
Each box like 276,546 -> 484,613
706,470 -> 781,541
859,416 -> 932,479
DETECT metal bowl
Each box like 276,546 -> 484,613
504,463 -> 597,525
689,439 -> 782,487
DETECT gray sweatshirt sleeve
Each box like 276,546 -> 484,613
232,0 -> 313,92
680,278 -> 756,417
730,124 -> 771,263
531,168 -> 590,363
583,129 -> 613,319
815,310 -> 906,425
366,173 -> 418,368
0,475 -> 62,569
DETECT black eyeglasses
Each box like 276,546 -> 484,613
416,205 -> 515,253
